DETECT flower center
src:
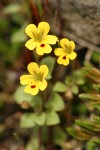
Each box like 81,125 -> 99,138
63,56 -> 66,59
31,85 -> 36,89
35,29 -> 44,42
33,70 -> 43,82
40,44 -> 45,47
65,43 -> 72,53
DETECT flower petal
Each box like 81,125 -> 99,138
40,65 -> 49,78
69,52 -> 77,60
43,35 -> 58,44
54,48 -> 66,56
36,43 -> 52,55
60,38 -> 69,49
25,39 -> 37,50
27,62 -> 39,75
38,79 -> 47,91
24,83 -> 39,95
20,75 -> 33,85
57,55 -> 69,66
25,24 -> 37,39
38,22 -> 50,37
70,41 -> 75,50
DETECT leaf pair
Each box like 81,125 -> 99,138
20,111 -> 60,127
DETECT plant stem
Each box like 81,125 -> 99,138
33,50 -> 40,64
38,127 -> 42,150
47,126 -> 54,150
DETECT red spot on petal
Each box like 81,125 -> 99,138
63,56 -> 66,59
40,44 -> 45,47
31,85 -> 36,89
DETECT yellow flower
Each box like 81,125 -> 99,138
54,38 -> 77,66
20,62 -> 49,95
25,22 -> 58,55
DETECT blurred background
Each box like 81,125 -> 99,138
0,0 -> 100,150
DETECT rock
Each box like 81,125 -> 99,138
49,0 -> 100,45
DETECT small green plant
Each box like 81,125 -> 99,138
67,67 -> 100,150
14,21 -> 77,149
1,1 -> 100,149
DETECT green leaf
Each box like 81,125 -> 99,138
67,127 -> 84,140
20,112 -> 46,127
40,56 -> 56,79
53,126 -> 66,145
67,127 -> 92,141
87,140 -> 96,150
11,23 -> 27,43
11,14 -> 25,25
93,137 -> 100,144
93,116 -> 100,124
33,112 -> 46,126
75,120 -> 100,132
45,111 -> 60,125
0,18 -> 9,31
73,70 -> 85,85
53,82 -> 67,93
26,138 -> 45,150
76,78 -> 85,85
45,92 -> 64,111
3,3 -> 21,14
71,85 -> 79,94
93,84 -> 100,92
14,86 -> 43,109
90,101 -> 100,110
83,67 -> 100,83
14,86 -> 33,105
92,51 -> 100,63
20,113 -> 35,128
79,94 -> 100,101
26,138 -> 38,150
32,95 -> 43,111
